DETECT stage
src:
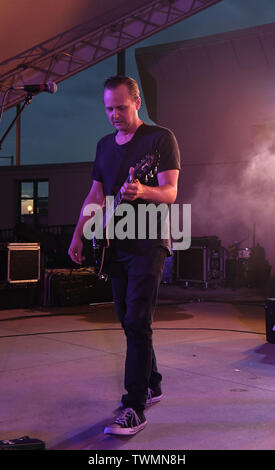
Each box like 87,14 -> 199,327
1,284 -> 274,451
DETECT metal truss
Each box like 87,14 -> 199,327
0,0 -> 222,111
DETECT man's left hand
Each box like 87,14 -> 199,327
120,167 -> 144,201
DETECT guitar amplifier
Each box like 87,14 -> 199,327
176,245 -> 225,285
0,243 -> 40,283
42,268 -> 113,306
177,246 -> 208,284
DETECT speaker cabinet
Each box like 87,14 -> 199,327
177,246 -> 208,283
265,298 -> 275,343
0,243 -> 40,283
176,245 -> 225,286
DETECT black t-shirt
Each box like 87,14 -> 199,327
91,123 -> 181,255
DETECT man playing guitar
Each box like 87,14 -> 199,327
68,75 -> 180,435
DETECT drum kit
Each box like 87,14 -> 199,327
227,238 -> 251,260
237,247 -> 251,260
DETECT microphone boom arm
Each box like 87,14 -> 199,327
0,94 -> 33,151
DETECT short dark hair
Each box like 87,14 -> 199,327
104,75 -> 140,101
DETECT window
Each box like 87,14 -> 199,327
19,180 -> 49,226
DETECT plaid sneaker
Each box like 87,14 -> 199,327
119,388 -> 163,409
104,408 -> 147,435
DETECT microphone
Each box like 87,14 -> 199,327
11,82 -> 58,94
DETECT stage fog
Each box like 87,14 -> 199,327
136,22 -> 275,273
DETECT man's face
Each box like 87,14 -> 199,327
104,84 -> 141,132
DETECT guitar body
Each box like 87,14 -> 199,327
91,236 -> 110,279
86,152 -> 160,279
81,231 -> 110,279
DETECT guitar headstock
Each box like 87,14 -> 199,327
133,151 -> 160,183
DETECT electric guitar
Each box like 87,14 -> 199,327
86,151 -> 160,279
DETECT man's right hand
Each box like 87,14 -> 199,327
68,180 -> 105,265
68,236 -> 85,265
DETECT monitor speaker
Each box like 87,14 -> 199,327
0,243 -> 40,283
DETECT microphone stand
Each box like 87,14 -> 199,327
0,94 -> 33,151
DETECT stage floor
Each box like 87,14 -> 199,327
1,284 -> 275,451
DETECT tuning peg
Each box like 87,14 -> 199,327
144,175 -> 148,183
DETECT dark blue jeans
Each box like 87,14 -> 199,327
110,245 -> 167,413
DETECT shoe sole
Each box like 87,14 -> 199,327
104,420 -> 147,435
146,393 -> 164,406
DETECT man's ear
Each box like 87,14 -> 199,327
136,97 -> 141,110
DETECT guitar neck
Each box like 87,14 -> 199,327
100,152 -> 158,231
102,174 -> 132,230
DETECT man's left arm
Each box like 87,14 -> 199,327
121,168 -> 179,204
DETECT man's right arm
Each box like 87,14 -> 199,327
68,180 -> 105,264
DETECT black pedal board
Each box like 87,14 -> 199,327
0,435 -> 45,450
